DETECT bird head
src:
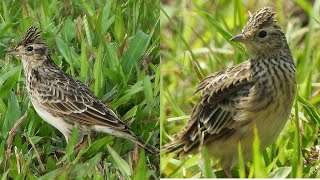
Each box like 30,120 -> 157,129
230,7 -> 287,58
6,26 -> 48,64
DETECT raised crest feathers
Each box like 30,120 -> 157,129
18,26 -> 45,46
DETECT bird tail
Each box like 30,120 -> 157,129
162,138 -> 185,155
93,125 -> 157,154
130,133 -> 157,155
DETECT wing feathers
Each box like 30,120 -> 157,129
35,63 -> 126,129
164,62 -> 253,155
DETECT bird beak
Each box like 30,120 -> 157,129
5,48 -> 18,56
230,34 -> 248,43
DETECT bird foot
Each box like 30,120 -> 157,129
223,167 -> 233,178
74,135 -> 87,152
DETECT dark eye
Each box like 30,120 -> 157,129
27,46 -> 33,51
258,30 -> 267,38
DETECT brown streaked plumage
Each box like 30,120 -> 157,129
163,7 -> 296,177
6,26 -> 154,154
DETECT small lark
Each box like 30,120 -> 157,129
163,7 -> 296,177
6,26 -> 154,154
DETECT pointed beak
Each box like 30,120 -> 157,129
230,34 -> 248,43
5,48 -> 18,56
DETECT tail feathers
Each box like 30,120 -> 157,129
162,139 -> 185,155
132,134 -> 157,155
93,125 -> 156,154
123,131 -> 157,154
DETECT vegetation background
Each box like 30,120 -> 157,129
161,0 -> 320,178
0,0 -> 159,179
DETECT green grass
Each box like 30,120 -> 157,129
0,0 -> 159,179
161,0 -> 320,178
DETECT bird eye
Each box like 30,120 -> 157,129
27,46 -> 33,51
258,30 -> 267,38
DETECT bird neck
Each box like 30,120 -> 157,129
21,59 -> 41,78
250,44 -> 293,63
22,56 -> 54,81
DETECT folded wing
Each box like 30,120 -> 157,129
163,61 -> 254,155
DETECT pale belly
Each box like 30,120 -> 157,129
206,93 -> 294,168
30,97 -> 73,141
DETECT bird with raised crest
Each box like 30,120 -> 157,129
6,26 -> 155,154
162,7 -> 296,177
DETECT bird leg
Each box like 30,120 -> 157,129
246,166 -> 251,175
223,167 -> 233,178
74,134 -> 87,152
